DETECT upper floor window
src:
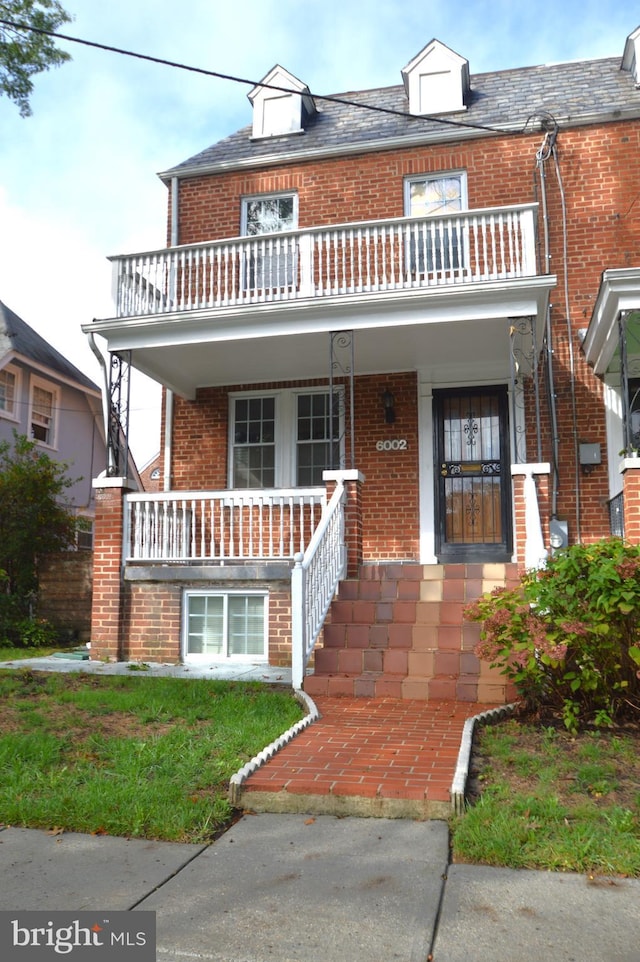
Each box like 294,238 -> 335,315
0,366 -> 18,419
241,193 -> 298,290
230,388 -> 342,488
242,193 -> 297,236
30,379 -> 58,447
404,172 -> 467,275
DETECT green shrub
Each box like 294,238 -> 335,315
15,617 -> 59,648
465,539 -> 640,731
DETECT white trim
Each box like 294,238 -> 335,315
182,588 -> 268,663
322,469 -> 364,483
604,375 -> 624,498
510,462 -> 551,476
418,378 -> 437,563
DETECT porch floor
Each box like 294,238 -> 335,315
236,696 -> 500,819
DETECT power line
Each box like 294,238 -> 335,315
0,16 -> 517,136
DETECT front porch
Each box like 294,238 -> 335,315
90,463 -> 549,700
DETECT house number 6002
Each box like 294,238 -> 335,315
376,439 -> 408,451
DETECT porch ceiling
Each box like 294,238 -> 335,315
583,267 -> 640,374
86,277 -> 554,398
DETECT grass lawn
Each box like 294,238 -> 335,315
451,718 -> 640,877
0,668 -> 303,843
0,646 -> 63,661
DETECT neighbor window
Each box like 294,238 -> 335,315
241,193 -> 298,290
30,380 -> 57,446
404,172 -> 467,273
230,388 -> 343,488
0,366 -> 18,418
183,591 -> 267,661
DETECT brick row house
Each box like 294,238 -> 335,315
85,28 -> 640,702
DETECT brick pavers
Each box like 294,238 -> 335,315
239,697 -> 497,818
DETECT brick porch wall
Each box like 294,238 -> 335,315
90,481 -> 128,662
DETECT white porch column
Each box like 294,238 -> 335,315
511,462 -> 550,570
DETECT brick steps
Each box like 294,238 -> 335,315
303,562 -> 519,703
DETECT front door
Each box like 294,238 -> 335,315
434,387 -> 512,563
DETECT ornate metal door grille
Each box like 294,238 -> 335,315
434,387 -> 512,562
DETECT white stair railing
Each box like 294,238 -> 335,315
291,479 -> 347,689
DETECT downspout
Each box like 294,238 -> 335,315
163,389 -> 173,492
535,126 -> 561,519
552,142 -> 582,543
162,175 -> 179,492
87,330 -> 115,475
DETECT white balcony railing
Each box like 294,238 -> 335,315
124,488 -> 327,563
110,205 -> 538,318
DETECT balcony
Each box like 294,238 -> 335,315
87,203 -> 553,398
111,204 -> 538,319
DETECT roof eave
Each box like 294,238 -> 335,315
157,104 -> 640,184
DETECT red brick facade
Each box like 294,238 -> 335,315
164,121 -> 640,542
89,47 -> 640,691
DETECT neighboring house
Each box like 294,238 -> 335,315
139,453 -> 162,492
0,300 -> 106,542
0,301 -> 140,642
85,28 -> 640,702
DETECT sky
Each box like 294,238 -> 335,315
0,0 -> 638,468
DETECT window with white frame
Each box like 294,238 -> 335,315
241,193 -> 298,290
30,379 -> 58,446
230,388 -> 342,488
183,591 -> 267,661
404,172 -> 467,274
232,395 -> 276,487
0,366 -> 18,419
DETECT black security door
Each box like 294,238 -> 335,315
434,387 -> 512,563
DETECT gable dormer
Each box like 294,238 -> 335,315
622,26 -> 640,85
401,40 -> 469,116
248,65 -> 317,139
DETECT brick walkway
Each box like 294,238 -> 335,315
238,697 -> 497,819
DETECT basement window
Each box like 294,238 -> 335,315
183,591 -> 267,662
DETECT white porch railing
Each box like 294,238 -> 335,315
111,204 -> 538,318
124,488 -> 326,563
291,479 -> 347,689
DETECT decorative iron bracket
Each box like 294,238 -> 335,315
106,351 -> 131,477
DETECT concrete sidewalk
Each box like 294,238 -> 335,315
1,654 -> 292,684
2,815 -> 639,962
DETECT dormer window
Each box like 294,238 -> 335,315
622,26 -> 640,85
248,65 -> 317,139
402,40 -> 469,115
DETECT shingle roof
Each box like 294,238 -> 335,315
0,300 -> 99,393
162,55 -> 640,179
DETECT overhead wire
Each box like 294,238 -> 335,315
0,16 -> 533,137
